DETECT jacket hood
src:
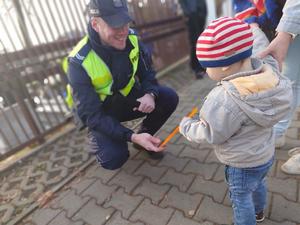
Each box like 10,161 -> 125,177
221,58 -> 292,128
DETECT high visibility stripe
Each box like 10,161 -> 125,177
62,34 -> 139,108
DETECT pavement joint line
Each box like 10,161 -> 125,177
71,177 -> 98,196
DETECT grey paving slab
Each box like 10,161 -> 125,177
262,220 -> 297,225
108,170 -> 144,193
26,208 -> 63,225
81,180 -> 118,205
268,176 -> 298,201
121,158 -> 144,174
160,186 -> 203,217
205,150 -> 220,164
133,178 -> 170,204
103,188 -> 144,219
49,190 -> 90,218
157,152 -> 190,172
105,211 -> 145,225
130,199 -> 174,225
48,212 -> 84,225
270,194 -> 300,223
167,211 -> 214,225
188,176 -> 227,204
133,150 -> 166,165
194,196 -> 233,225
212,165 -> 226,182
134,162 -> 168,183
179,145 -> 210,162
71,178 -> 97,195
298,186 -> 300,204
183,160 -> 219,180
0,131 -> 91,225
72,199 -> 115,225
162,143 -> 185,156
158,168 -> 195,192
84,164 -> 119,183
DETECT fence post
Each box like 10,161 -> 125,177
12,0 -> 32,47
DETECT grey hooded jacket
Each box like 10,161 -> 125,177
179,27 -> 293,168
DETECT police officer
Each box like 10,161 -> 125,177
64,0 -> 179,170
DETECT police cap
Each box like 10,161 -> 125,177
89,0 -> 132,28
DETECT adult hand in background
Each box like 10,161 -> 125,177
259,32 -> 293,71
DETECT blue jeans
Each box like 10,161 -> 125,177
274,36 -> 300,137
225,158 -> 274,225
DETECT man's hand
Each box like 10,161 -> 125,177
131,133 -> 164,152
134,93 -> 155,113
258,32 -> 293,71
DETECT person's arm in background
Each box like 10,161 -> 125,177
178,0 -> 188,16
259,0 -> 300,71
250,24 -> 280,74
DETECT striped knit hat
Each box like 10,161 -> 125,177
196,17 -> 254,68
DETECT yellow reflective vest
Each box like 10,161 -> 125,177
62,34 -> 139,108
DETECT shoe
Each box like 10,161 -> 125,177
288,147 -> 300,157
132,143 -> 164,160
256,211 -> 265,223
275,136 -> 285,148
281,154 -> 300,175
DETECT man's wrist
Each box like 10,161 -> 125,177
131,133 -> 137,143
277,31 -> 297,42
147,92 -> 156,100
127,131 -> 134,142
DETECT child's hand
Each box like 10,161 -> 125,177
179,117 -> 191,134
249,23 -> 259,28
179,117 -> 193,141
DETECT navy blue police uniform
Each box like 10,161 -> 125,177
67,25 -> 178,170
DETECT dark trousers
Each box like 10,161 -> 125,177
88,85 -> 178,170
187,13 -> 206,73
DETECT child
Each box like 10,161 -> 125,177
179,17 -> 292,225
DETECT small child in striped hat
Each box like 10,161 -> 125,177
179,17 -> 292,225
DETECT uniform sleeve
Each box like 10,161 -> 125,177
179,95 -> 243,144
68,61 -> 134,141
136,41 -> 159,96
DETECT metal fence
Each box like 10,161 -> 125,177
0,0 -> 189,159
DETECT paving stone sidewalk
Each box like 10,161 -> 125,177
3,64 -> 300,225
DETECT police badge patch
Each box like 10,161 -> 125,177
113,0 -> 123,7
90,8 -> 100,15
